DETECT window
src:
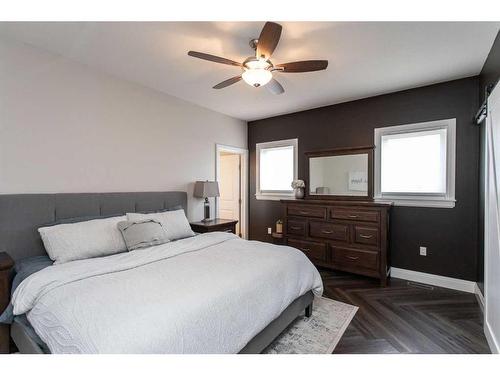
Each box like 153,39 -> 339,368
256,139 -> 298,200
374,119 -> 456,208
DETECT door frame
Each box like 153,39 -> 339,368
484,83 -> 500,354
215,144 -> 248,239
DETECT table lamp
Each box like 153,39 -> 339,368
193,180 -> 220,222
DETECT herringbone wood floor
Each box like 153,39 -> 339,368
320,269 -> 490,354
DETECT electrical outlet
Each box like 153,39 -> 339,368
419,246 -> 427,256
267,227 -> 272,234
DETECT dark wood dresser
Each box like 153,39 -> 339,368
282,199 -> 391,286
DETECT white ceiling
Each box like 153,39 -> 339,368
0,22 -> 498,121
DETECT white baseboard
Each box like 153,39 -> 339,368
390,268 -> 500,353
474,283 -> 485,312
390,267 -> 476,293
391,268 -> 500,353
484,320 -> 499,354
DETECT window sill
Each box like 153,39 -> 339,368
374,197 -> 456,208
255,193 -> 295,201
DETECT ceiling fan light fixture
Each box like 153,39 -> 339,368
188,22 -> 328,94
242,68 -> 272,87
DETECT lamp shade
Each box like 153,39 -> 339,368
193,181 -> 220,198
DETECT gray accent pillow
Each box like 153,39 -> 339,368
126,209 -> 195,241
117,219 -> 170,251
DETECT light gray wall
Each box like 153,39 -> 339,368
0,37 -> 247,221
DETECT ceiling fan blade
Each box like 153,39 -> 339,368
188,51 -> 242,67
275,60 -> 328,73
213,76 -> 242,89
266,78 -> 284,95
256,22 -> 282,60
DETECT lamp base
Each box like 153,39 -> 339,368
202,197 -> 210,222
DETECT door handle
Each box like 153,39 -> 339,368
359,234 -> 373,239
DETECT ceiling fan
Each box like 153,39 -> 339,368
187,22 -> 328,95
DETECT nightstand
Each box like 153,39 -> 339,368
190,219 -> 238,234
271,232 -> 285,245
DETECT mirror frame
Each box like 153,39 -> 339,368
305,145 -> 374,200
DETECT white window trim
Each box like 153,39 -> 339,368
255,138 -> 298,201
374,118 -> 456,208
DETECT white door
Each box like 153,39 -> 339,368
218,153 -> 241,235
485,84 -> 500,353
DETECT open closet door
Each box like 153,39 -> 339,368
485,83 -> 500,353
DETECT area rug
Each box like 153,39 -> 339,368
263,296 -> 358,354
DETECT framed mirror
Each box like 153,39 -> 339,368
305,146 -> 374,200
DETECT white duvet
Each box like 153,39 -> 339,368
12,232 -> 323,353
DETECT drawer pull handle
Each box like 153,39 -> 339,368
302,248 -> 310,252
348,214 -> 359,218
322,230 -> 333,234
359,234 -> 373,239
290,226 -> 302,230
299,211 -> 310,214
345,255 -> 359,260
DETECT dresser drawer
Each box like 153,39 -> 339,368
332,247 -> 379,270
309,221 -> 349,242
353,225 -> 379,247
286,219 -> 306,236
287,205 -> 326,219
288,239 -> 327,262
330,208 -> 380,223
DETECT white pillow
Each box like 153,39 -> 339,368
39,216 -> 127,264
126,209 -> 195,241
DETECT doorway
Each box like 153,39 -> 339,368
216,144 -> 248,238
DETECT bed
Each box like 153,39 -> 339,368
0,192 -> 323,354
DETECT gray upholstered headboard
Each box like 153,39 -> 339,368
0,191 -> 187,261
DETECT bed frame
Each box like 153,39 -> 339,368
0,192 -> 313,354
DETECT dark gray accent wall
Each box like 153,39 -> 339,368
477,30 -> 500,293
248,77 -> 480,281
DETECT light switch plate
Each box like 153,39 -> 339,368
419,246 -> 427,256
